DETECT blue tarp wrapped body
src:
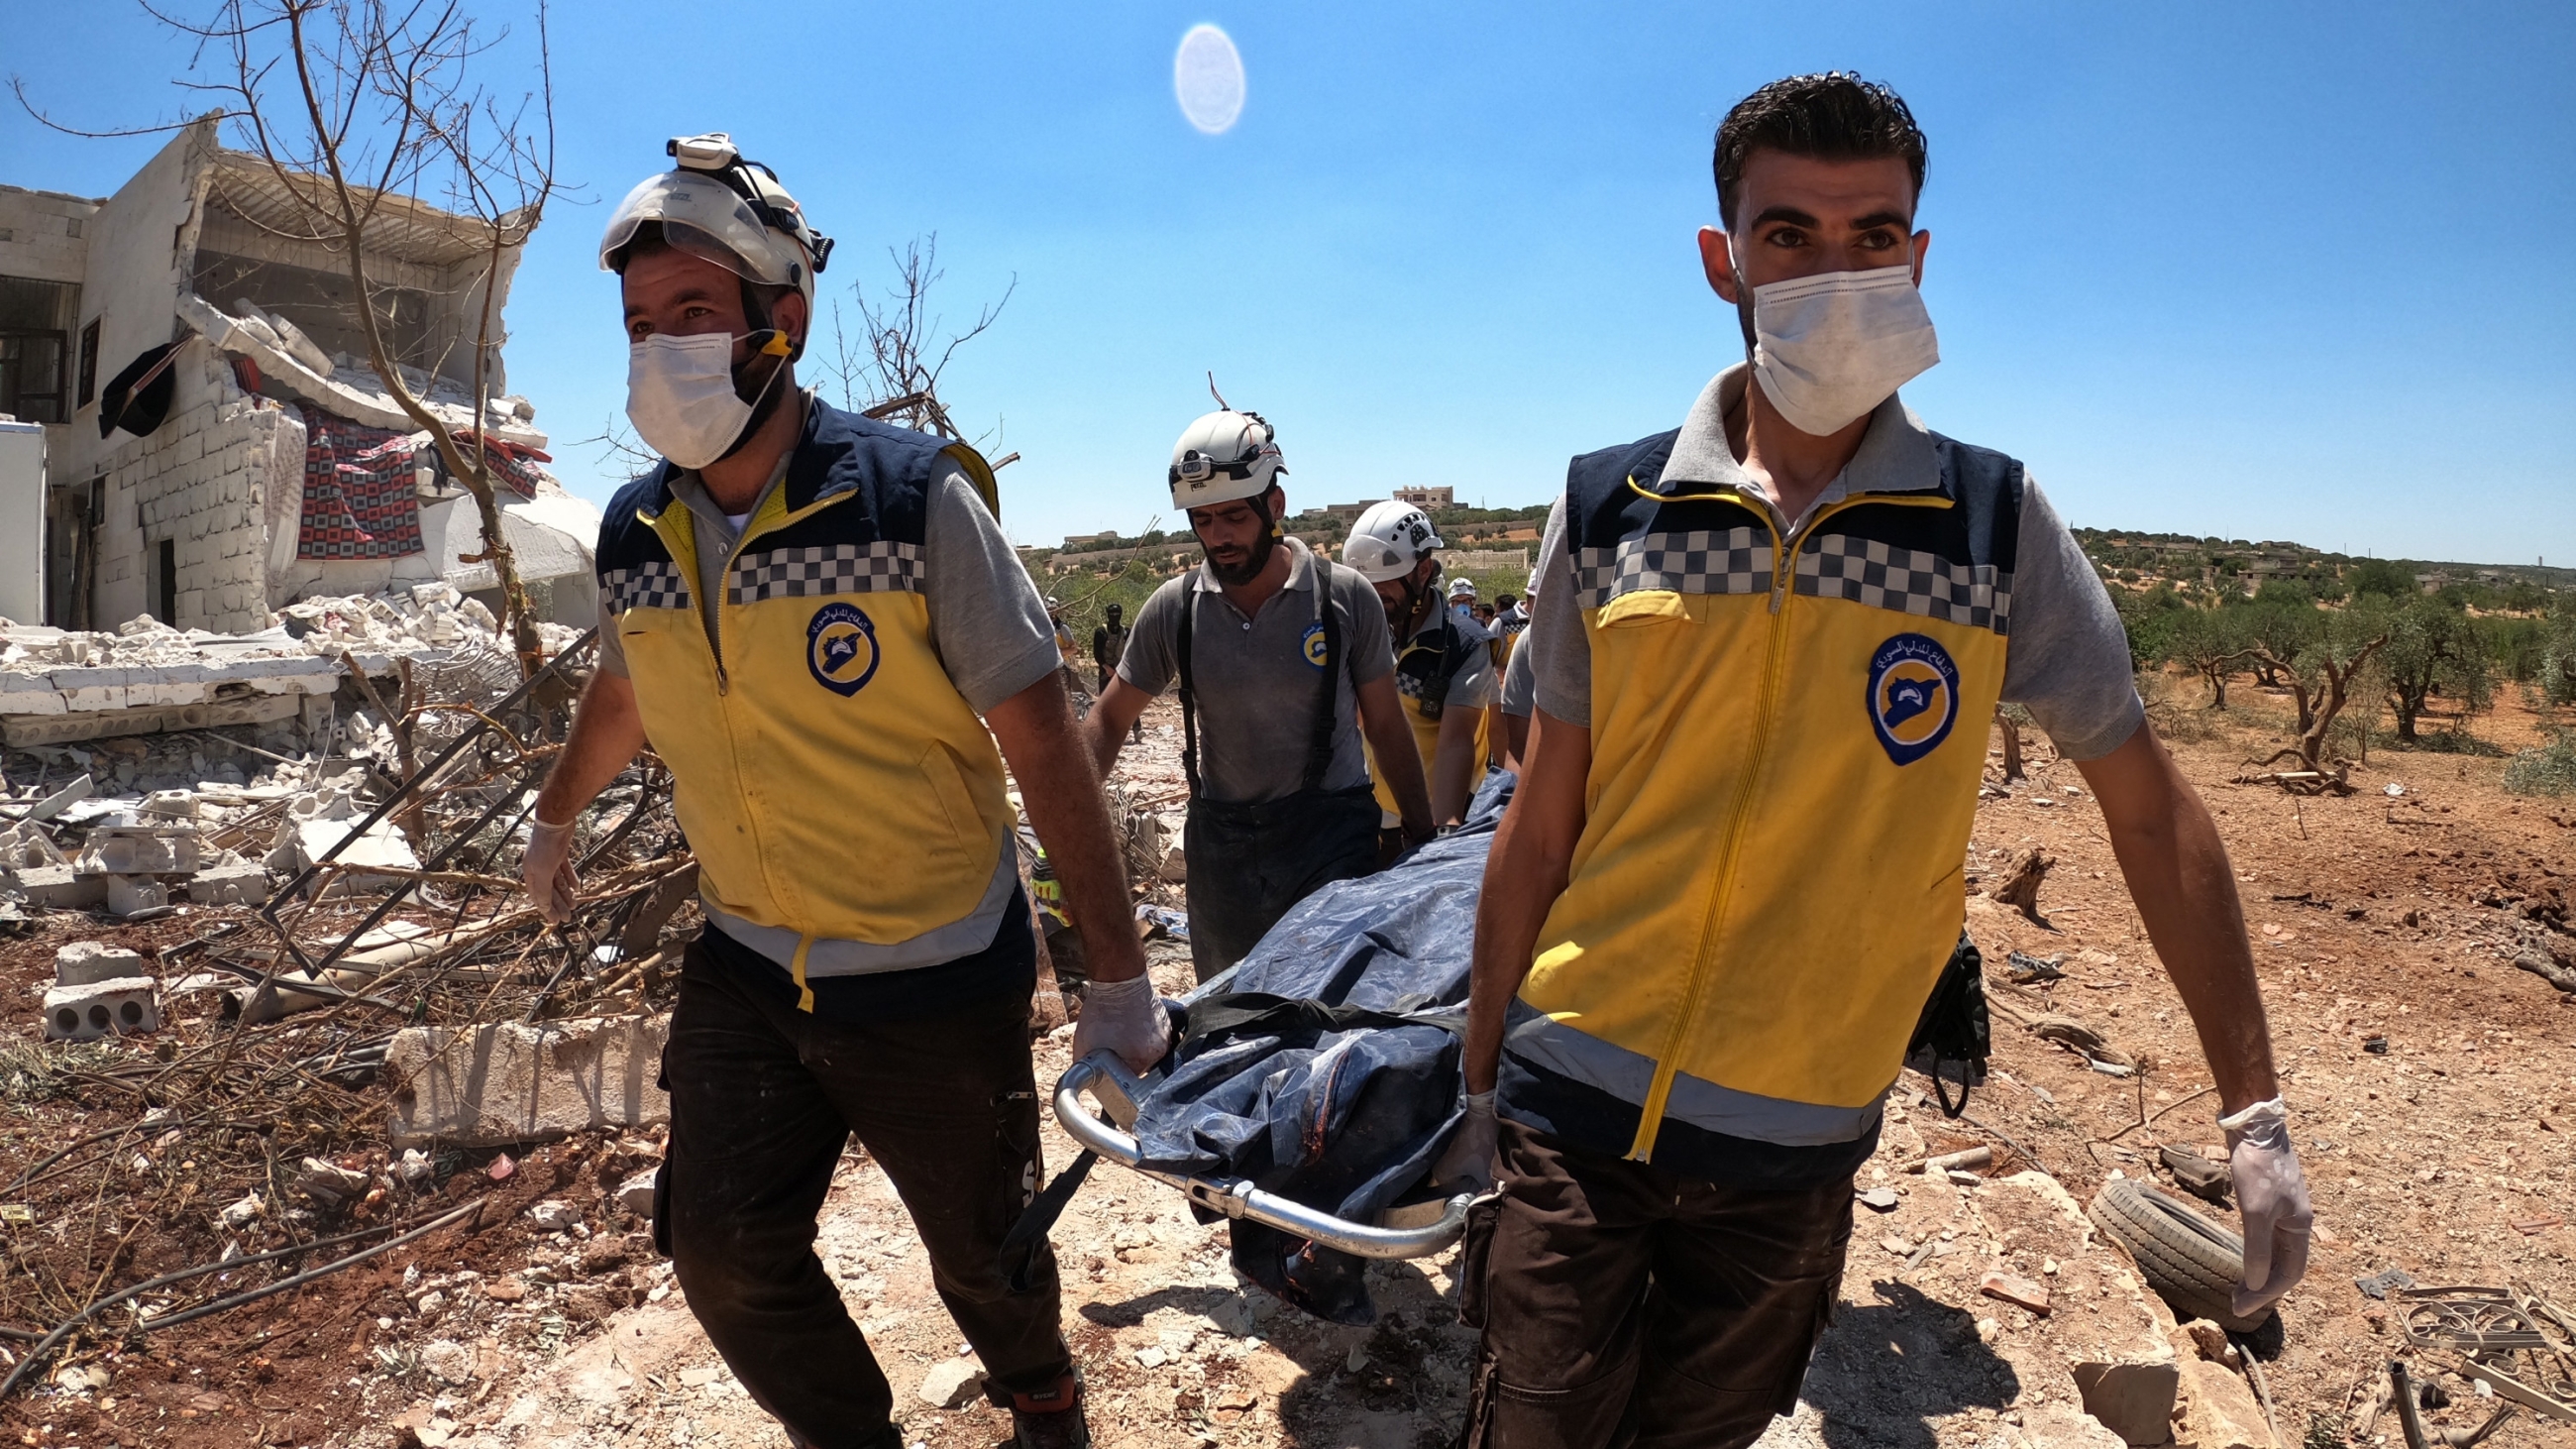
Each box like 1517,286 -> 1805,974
1128,773 -> 1514,1323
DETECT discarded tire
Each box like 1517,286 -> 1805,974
2089,1175 -> 2267,1332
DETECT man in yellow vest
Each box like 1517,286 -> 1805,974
1441,76 -> 2310,1447
522,134 -> 1158,1449
1344,500 -> 1498,831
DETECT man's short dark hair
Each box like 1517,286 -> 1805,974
1713,73 -> 1926,227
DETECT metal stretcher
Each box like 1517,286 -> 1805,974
1053,1032 -> 1476,1261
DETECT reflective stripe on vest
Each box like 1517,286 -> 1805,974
598,407 -> 1013,1010
1511,432 -> 2020,1162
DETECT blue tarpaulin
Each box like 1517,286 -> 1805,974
1127,772 -> 1514,1322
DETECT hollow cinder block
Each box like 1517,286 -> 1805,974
41,977 -> 161,1041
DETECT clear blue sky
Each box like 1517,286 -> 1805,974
8,2 -> 2572,565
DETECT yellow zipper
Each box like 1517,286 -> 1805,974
1622,485 -> 1952,1162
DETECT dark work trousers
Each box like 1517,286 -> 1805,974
662,945 -> 1070,1448
1458,1121 -> 1855,1449
1182,784 -> 1379,982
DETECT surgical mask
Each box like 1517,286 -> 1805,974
625,329 -> 788,470
1737,256 -> 1939,436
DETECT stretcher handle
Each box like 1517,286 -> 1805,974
1054,1054 -> 1474,1261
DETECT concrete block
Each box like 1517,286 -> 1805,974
9,864 -> 105,910
42,976 -> 161,1041
106,875 -> 169,916
187,857 -> 270,906
81,831 -> 201,875
56,942 -> 150,986
386,1014 -> 672,1148
0,672 -> 69,717
47,666 -> 134,711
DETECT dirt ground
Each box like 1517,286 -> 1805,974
4,683 -> 2573,1448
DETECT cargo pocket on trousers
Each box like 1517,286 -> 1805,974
1453,1194 -> 1503,1330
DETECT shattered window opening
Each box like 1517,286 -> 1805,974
0,274 -> 81,423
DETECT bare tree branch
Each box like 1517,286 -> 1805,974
23,0 -> 569,674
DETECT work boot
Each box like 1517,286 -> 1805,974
1005,1369 -> 1089,1449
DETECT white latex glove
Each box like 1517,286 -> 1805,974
1430,1090 -> 1499,1193
2220,1096 -> 2312,1321
522,815 -> 579,924
1070,972 -> 1171,1076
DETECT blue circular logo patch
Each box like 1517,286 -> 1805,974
1300,621 -> 1330,671
1867,632 -> 1959,766
806,602 -> 881,697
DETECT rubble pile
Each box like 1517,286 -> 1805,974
0,615 -> 718,1416
0,583 -> 589,756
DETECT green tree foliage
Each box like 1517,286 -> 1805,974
2379,597 -> 2493,743
2241,601 -> 2320,709
2540,600 -> 2576,708
2114,585 -> 2191,672
2163,608 -> 2252,709
2345,557 -> 2417,600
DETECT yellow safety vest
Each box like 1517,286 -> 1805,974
595,401 -> 1008,1009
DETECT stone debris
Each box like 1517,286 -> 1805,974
1979,1269 -> 2052,1315
916,1359 -> 986,1409
292,1157 -> 374,1206
2070,1360 -> 2184,1447
613,1170 -> 659,1216
54,940 -> 149,984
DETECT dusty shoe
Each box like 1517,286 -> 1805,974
1006,1369 -> 1089,1449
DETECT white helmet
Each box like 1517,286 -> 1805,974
600,133 -> 834,310
1343,501 -> 1442,584
1526,569 -> 1542,597
1448,577 -> 1477,601
1168,408 -> 1284,510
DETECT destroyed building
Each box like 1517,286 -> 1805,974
0,116 -> 598,638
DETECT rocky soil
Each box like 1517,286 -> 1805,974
5,685 -> 2574,1448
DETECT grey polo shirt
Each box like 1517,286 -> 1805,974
593,401 -> 1060,976
1525,364 -> 2143,761
1118,539 -> 1397,805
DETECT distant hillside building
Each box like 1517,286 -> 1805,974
1393,486 -> 1453,508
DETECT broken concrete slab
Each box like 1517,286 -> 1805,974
79,826 -> 202,876
296,814 -> 419,880
1,692 -> 304,747
6,864 -> 106,911
42,976 -> 161,1041
18,773 -> 94,821
56,941 -> 151,985
386,1015 -> 672,1148
186,856 -> 270,905
106,874 -> 170,917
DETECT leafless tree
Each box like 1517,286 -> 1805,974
822,234 -> 1017,447
18,0 -> 563,675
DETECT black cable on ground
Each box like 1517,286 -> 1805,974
0,1199 -> 483,1401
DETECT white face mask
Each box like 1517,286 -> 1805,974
1738,258 -> 1940,437
625,331 -> 783,470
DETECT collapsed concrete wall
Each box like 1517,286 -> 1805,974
18,120 -> 597,639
